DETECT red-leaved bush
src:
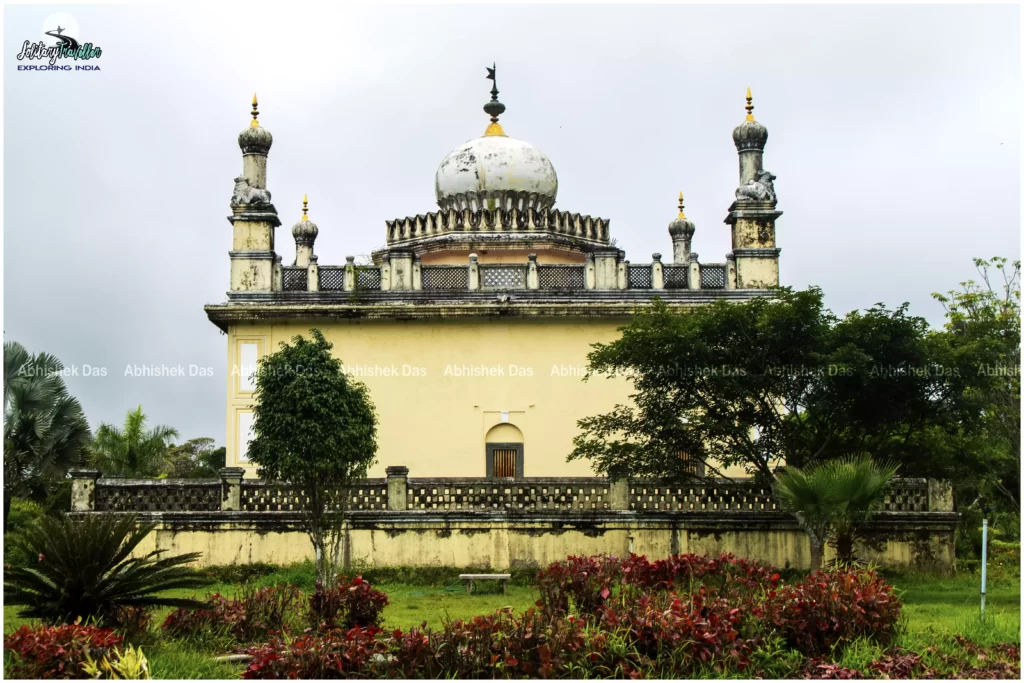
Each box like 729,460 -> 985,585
598,590 -> 754,675
307,576 -> 389,631
162,584 -> 301,643
244,626 -> 389,679
537,552 -> 780,616
3,623 -> 122,679
762,568 -> 902,656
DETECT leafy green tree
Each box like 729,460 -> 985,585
3,341 -> 92,531
932,257 -> 1020,511
773,455 -> 899,569
569,288 -> 947,482
90,406 -> 179,477
165,438 -> 226,478
4,512 -> 209,625
247,329 -> 378,584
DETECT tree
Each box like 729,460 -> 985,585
165,438 -> 226,478
773,455 -> 899,569
569,288 -> 947,483
932,257 -> 1021,511
89,406 -> 179,477
247,329 -> 378,584
3,341 -> 92,532
4,512 -> 209,625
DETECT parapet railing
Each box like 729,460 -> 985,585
71,468 -> 949,516
274,253 -> 735,294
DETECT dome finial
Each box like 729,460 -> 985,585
251,93 -> 261,127
483,63 -> 507,137
677,191 -> 686,219
744,87 -> 755,122
302,194 -> 308,220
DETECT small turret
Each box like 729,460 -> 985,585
237,93 -> 273,187
668,192 -> 696,264
291,195 -> 319,267
731,88 -> 768,186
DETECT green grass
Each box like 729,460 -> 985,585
4,564 -> 1018,679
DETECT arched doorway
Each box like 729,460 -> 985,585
485,423 -> 524,478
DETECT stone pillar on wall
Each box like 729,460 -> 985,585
527,254 -> 539,289
386,466 -> 409,511
608,477 -> 630,511
593,249 -> 621,290
584,253 -> 596,289
70,469 -> 100,512
468,254 -> 480,290
307,255 -> 319,292
219,467 -> 246,511
389,251 -> 414,291
652,253 -> 664,290
927,480 -> 954,512
344,256 -> 356,291
412,255 -> 422,290
688,255 -> 701,290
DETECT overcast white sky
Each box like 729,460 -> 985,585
3,3 -> 1021,444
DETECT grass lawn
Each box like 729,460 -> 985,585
4,563 -> 1019,679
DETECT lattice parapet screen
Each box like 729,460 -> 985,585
630,482 -> 778,512
95,481 -> 222,512
240,481 -> 388,512
319,267 -> 345,291
700,264 -> 727,289
422,266 -> 469,290
355,268 -> 382,290
883,479 -> 929,512
628,265 -> 653,289
282,267 -> 308,291
538,265 -> 586,289
407,479 -> 611,511
663,265 -> 688,289
480,265 -> 527,289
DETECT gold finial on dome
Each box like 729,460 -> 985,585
483,63 -> 507,137
677,191 -> 686,219
302,194 -> 308,220
250,92 -> 260,127
744,87 -> 755,122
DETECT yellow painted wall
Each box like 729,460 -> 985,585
133,521 -> 954,572
226,318 -> 635,478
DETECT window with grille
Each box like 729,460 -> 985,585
486,443 -> 523,478
678,451 -> 706,477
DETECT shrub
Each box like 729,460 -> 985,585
202,562 -> 279,585
537,552 -> 780,616
536,554 -> 623,616
307,576 -> 389,631
244,627 -> 389,679
107,605 -> 154,643
598,590 -> 753,676
3,622 -> 123,679
162,584 -> 301,644
763,568 -> 902,656
3,512 -> 209,625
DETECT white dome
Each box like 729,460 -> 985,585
434,134 -> 558,212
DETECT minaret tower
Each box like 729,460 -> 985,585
668,192 -> 696,264
291,195 -> 319,267
724,88 -> 782,288
228,93 -> 280,291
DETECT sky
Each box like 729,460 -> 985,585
3,2 -> 1021,445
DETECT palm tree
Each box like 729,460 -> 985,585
90,406 -> 179,477
773,455 -> 900,569
4,512 -> 210,624
3,341 -> 92,531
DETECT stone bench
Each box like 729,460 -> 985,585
459,573 -> 511,595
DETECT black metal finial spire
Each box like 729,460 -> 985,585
483,63 -> 506,125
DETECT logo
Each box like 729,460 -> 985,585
16,13 -> 102,71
